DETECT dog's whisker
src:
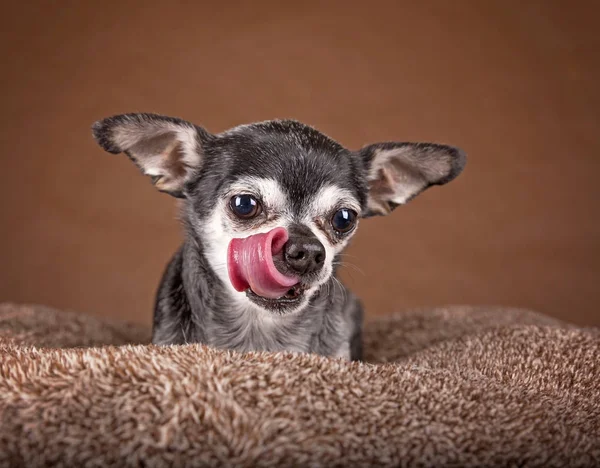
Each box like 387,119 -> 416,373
338,261 -> 365,275
332,264 -> 360,286
332,276 -> 347,303
338,253 -> 360,260
335,266 -> 356,284
334,261 -> 366,277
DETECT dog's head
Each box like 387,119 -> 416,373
92,113 -> 466,314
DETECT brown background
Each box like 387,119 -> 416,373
1,1 -> 599,327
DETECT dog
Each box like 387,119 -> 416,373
92,113 -> 466,361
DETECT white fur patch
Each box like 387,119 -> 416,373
304,185 -> 361,219
303,184 -> 360,266
224,177 -> 291,216
200,177 -> 293,311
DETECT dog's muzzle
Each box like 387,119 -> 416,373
227,227 -> 300,299
283,234 -> 326,276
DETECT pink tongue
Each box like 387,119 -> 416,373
227,227 -> 299,299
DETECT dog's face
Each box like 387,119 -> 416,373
93,114 -> 466,314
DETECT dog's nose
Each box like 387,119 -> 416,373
283,237 -> 326,275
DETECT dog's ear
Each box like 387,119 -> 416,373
358,142 -> 466,217
92,113 -> 212,198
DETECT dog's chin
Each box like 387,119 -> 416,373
245,283 -> 311,315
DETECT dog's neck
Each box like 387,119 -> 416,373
152,238 -> 350,356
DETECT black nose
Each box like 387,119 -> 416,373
284,236 -> 326,275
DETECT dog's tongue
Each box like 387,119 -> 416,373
227,227 -> 299,299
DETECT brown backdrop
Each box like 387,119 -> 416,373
2,1 -> 599,326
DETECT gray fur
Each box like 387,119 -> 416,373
92,113 -> 466,361
153,242 -> 359,358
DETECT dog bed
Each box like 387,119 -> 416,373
0,302 -> 598,467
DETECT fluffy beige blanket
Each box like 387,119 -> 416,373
0,303 -> 598,467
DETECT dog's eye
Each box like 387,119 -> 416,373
331,208 -> 357,234
230,194 -> 261,219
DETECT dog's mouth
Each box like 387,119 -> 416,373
228,227 -> 300,299
245,283 -> 309,310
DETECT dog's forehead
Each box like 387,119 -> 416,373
215,120 -> 366,209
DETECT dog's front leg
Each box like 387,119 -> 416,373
333,342 -> 352,361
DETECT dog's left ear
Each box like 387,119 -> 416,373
357,142 -> 466,217
92,113 -> 213,198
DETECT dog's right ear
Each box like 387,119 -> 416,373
92,113 -> 212,198
357,142 -> 466,217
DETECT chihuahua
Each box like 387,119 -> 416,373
92,114 -> 466,361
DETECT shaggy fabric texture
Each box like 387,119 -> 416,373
0,303 -> 598,467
